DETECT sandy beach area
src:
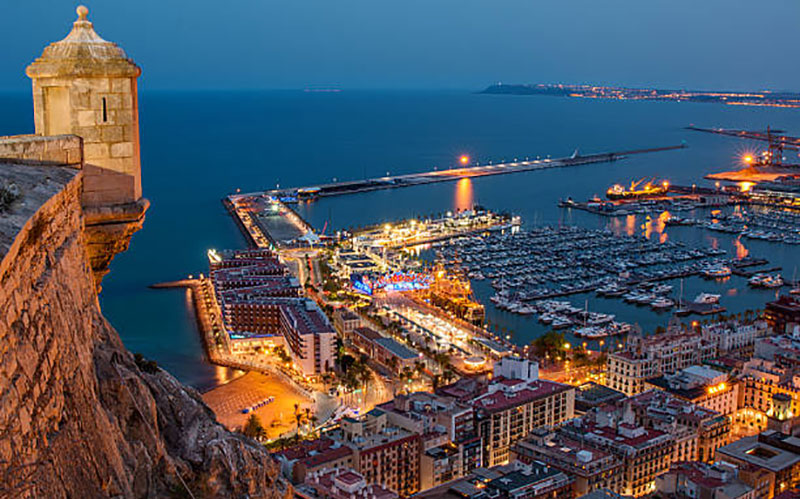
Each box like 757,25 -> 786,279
202,371 -> 313,439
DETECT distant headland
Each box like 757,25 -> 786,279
480,83 -> 800,108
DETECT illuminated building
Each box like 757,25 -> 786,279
297,468 -> 398,499
606,178 -> 668,200
346,326 -> 418,375
765,296 -> 800,336
334,309 -> 362,336
209,248 -> 335,377
378,391 -> 482,487
413,461 -> 574,499
755,331 -> 800,371
427,266 -> 485,324
333,250 -> 381,278
736,359 -> 800,435
208,248 -> 283,271
512,428 -> 624,496
655,461 -> 755,499
273,437 -> 355,484
702,319 -> 769,357
469,357 -> 575,466
331,409 -> 422,497
559,409 -> 674,498
627,390 -> 731,464
607,326 -> 716,396
715,431 -> 800,498
421,444 -> 463,490
646,365 -> 738,416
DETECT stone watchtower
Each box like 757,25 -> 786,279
26,6 -> 148,288
27,5 -> 142,206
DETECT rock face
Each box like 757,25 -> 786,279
0,153 -> 287,496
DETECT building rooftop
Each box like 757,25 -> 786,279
353,327 -> 382,341
473,379 -> 571,413
26,6 -> 140,78
272,437 -> 353,468
300,467 -> 398,499
374,337 -> 418,360
665,461 -> 752,496
575,382 -> 626,412
716,434 -> 800,473
628,389 -> 721,424
767,295 -> 800,314
577,490 -> 631,499
336,309 -> 361,322
280,300 -> 336,337
487,463 -> 571,494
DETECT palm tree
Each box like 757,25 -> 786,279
293,403 -> 302,441
243,414 -> 267,441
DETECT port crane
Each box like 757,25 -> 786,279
686,125 -> 800,168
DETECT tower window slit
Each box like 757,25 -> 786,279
102,97 -> 108,122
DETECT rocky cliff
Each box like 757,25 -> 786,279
0,142 -> 287,497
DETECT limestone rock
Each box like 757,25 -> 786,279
0,160 -> 288,497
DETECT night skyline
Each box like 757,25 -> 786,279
3,0 -> 800,92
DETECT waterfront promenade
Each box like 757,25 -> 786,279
168,277 -> 340,433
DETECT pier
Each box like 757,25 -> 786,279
226,144 -> 685,249
245,144 -> 686,200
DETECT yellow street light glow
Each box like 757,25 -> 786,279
563,343 -> 571,350
743,154 -> 754,164
459,155 -> 470,165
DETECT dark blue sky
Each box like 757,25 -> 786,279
3,1 -> 799,91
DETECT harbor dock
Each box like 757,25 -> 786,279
251,144 -> 686,200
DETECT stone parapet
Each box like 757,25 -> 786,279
0,134 -> 83,167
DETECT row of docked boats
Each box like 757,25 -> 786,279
748,273 -> 784,288
441,226 -> 733,307
664,208 -> 800,245
489,296 -> 632,339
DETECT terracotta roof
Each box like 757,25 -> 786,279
473,380 -> 570,412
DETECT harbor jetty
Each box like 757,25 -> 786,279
248,144 -> 686,201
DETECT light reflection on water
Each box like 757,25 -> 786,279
734,236 -> 749,260
625,215 -> 636,237
454,178 -> 474,212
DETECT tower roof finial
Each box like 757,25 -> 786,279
76,5 -> 89,21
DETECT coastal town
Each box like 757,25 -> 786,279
4,3 -> 800,499
182,169 -> 800,499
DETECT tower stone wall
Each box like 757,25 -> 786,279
26,5 -> 142,207
24,6 -> 147,289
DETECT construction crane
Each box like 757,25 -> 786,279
686,125 -> 800,168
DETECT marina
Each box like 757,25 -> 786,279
434,225 -> 777,337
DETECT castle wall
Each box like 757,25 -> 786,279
0,139 -> 285,498
0,134 -> 82,166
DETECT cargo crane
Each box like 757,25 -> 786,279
687,125 -> 800,168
